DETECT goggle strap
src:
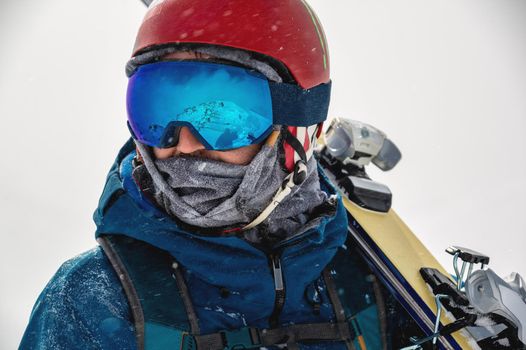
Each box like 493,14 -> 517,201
270,81 -> 331,126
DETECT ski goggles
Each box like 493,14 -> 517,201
127,60 -> 331,150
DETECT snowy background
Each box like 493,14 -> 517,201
1,0 -> 525,348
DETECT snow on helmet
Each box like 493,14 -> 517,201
128,0 -> 332,230
133,0 -> 329,89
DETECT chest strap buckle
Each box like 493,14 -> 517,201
220,327 -> 262,349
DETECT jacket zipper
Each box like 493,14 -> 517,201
269,253 -> 285,328
265,221 -> 334,328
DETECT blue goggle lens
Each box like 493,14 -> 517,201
127,61 -> 274,150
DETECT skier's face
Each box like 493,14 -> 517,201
151,51 -> 263,165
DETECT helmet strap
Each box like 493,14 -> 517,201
242,126 -> 320,231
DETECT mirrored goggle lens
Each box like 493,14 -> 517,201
126,61 -> 274,150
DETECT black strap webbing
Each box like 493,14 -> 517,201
283,127 -> 308,163
323,269 -> 357,350
193,322 -> 353,350
98,235 -> 195,350
98,236 -> 146,350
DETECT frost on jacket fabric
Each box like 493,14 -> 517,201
20,248 -> 136,350
20,139 -> 350,350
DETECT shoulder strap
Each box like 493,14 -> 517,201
323,268 -> 357,350
325,241 -> 388,350
98,235 -> 199,350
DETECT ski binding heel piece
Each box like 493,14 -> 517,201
319,116 -> 402,212
418,245 -> 526,349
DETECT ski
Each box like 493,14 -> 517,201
318,117 -> 526,349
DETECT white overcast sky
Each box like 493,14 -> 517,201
1,0 -> 525,348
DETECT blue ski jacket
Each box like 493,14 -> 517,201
20,139 -> 357,350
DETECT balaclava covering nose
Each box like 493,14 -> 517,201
133,137 -> 331,243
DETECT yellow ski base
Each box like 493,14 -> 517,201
342,197 -> 475,349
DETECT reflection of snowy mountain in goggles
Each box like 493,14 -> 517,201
175,101 -> 270,149
143,101 -> 271,150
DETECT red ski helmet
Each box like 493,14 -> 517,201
132,0 -> 329,89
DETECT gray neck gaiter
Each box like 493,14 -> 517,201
133,140 -> 329,242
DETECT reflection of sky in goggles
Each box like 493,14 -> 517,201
127,61 -> 274,150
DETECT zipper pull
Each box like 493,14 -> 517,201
269,254 -> 286,328
272,255 -> 284,291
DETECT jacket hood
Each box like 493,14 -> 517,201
93,139 -> 349,330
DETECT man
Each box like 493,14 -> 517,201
20,1 -> 384,349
